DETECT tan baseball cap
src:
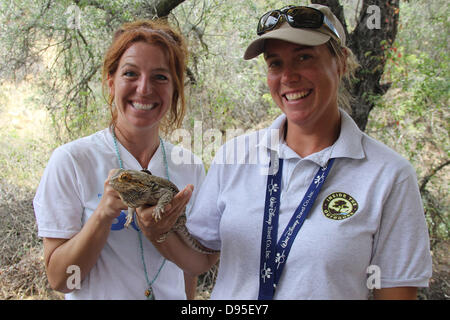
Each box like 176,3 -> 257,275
244,4 -> 346,60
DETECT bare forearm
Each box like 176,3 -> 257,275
373,287 -> 417,300
44,211 -> 114,293
44,171 -> 128,293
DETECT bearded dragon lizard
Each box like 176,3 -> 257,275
109,169 -> 218,254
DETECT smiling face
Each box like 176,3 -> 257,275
264,39 -> 342,131
108,41 -> 174,132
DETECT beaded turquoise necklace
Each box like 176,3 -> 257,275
112,127 -> 168,300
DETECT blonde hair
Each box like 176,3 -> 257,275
326,38 -> 360,114
102,20 -> 188,135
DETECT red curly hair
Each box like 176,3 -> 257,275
102,20 -> 188,134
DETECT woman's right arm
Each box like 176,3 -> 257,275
43,170 -> 127,293
135,185 -> 220,277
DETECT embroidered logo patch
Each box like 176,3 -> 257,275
322,192 -> 358,220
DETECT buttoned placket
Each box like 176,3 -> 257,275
279,142 -> 335,202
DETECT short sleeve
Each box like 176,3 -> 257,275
370,165 -> 432,288
186,160 -> 222,251
33,147 -> 84,239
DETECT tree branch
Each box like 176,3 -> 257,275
420,159 -> 450,193
142,0 -> 186,18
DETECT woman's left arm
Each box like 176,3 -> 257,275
373,287 -> 417,300
371,167 -> 432,299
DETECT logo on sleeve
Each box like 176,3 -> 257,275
322,192 -> 358,220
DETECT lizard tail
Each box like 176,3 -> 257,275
175,226 -> 219,255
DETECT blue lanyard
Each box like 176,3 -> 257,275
258,157 -> 335,300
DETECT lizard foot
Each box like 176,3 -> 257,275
153,205 -> 164,221
124,207 -> 134,228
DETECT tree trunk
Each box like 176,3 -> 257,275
312,0 -> 400,131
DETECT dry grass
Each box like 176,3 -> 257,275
0,181 -> 61,300
0,247 -> 63,300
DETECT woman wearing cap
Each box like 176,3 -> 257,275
142,4 -> 432,299
33,20 -> 204,299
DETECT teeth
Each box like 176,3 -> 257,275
285,90 -> 311,101
132,102 -> 157,110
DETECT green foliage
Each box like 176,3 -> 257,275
0,0 -> 147,142
367,0 -> 449,244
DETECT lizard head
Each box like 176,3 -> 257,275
108,169 -> 154,208
109,169 -> 147,192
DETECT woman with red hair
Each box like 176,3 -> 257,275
34,20 -> 204,300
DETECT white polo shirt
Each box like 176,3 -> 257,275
187,110 -> 432,300
34,128 -> 205,299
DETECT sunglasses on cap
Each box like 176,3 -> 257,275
257,6 -> 341,43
